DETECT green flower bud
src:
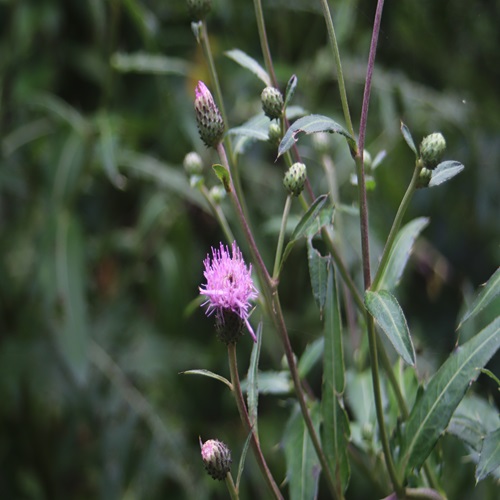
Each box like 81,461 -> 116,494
268,121 -> 282,145
419,132 -> 446,169
209,185 -> 225,204
416,167 -> 432,188
215,309 -> 244,345
200,438 -> 232,480
187,0 -> 212,21
183,151 -> 204,176
283,162 -> 307,197
195,81 -> 225,148
261,86 -> 284,120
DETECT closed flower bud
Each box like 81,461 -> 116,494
209,185 -> 225,204
283,162 -> 307,197
200,438 -> 232,480
416,167 -> 432,188
268,121 -> 282,145
187,0 -> 212,21
261,86 -> 284,120
183,151 -> 204,176
419,132 -> 446,169
194,81 -> 225,148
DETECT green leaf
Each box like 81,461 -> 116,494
400,121 -> 418,156
227,113 -> 270,143
236,430 -> 253,490
375,217 -> 429,291
458,267 -> 500,329
247,323 -> 263,429
400,317 -> 500,475
212,164 -> 231,192
241,370 -> 292,395
476,427 -> 500,482
307,239 -> 330,314
110,51 -> 191,75
283,403 -> 321,500
281,195 -> 328,269
321,266 -> 350,493
365,290 -> 416,366
298,338 -> 324,379
278,115 -> 355,159
55,212 -> 89,384
97,115 -> 127,190
428,160 -> 465,187
284,74 -> 298,109
179,369 -> 232,390
225,49 -> 271,86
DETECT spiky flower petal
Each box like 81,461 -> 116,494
194,81 -> 225,148
200,438 -> 232,480
200,242 -> 258,343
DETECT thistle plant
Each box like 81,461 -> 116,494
180,1 -> 500,499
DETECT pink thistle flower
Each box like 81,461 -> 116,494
200,242 -> 258,343
194,81 -> 225,148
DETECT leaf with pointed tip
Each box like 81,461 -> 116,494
236,430 -> 253,490
110,51 -> 191,75
428,160 -> 465,187
247,323 -> 263,429
365,290 -> 416,366
375,217 -> 429,291
225,49 -> 271,86
212,164 -> 231,192
180,369 -> 232,390
401,121 -> 417,156
298,338 -> 324,379
476,427 -> 500,482
283,403 -> 321,500
278,115 -> 355,158
458,267 -> 500,329
307,239 -> 329,314
284,74 -> 298,109
400,317 -> 500,476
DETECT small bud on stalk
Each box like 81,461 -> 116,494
187,0 -> 212,21
194,81 -> 225,148
283,162 -> 307,197
200,438 -> 232,480
268,122 -> 282,145
261,86 -> 284,120
419,132 -> 446,169
183,151 -> 204,176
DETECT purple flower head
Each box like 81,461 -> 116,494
200,242 -> 258,342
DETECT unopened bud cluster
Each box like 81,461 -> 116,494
195,81 -> 225,148
419,132 -> 446,169
283,162 -> 307,197
187,0 -> 212,20
261,86 -> 284,120
200,439 -> 232,480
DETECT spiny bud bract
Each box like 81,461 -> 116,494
200,438 -> 232,480
283,162 -> 307,197
419,132 -> 446,169
195,81 -> 225,148
187,0 -> 212,21
261,86 -> 284,120
183,151 -> 204,176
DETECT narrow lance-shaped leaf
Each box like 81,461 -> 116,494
307,239 -> 329,314
400,121 -> 418,156
365,290 -> 416,366
180,369 -> 232,390
476,427 -> 500,482
458,266 -> 500,329
278,114 -> 355,159
321,265 -> 350,493
247,322 -> 263,429
400,316 -> 500,476
375,217 -> 429,291
283,403 -> 321,500
225,49 -> 271,86
284,74 -> 298,109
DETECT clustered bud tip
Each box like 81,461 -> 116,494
261,86 -> 284,120
194,81 -> 225,148
268,122 -> 282,145
416,167 -> 432,188
200,438 -> 232,480
283,162 -> 307,197
187,0 -> 212,21
183,151 -> 204,176
419,132 -> 446,169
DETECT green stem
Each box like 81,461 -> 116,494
225,473 -> 239,500
319,0 -> 355,141
252,0 -> 278,87
371,162 -> 421,291
227,344 -> 283,500
273,195 -> 292,279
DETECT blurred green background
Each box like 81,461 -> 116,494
1,1 -> 498,499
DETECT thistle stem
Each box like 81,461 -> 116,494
252,0 -> 278,88
225,473 -> 239,500
227,344 -> 283,500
